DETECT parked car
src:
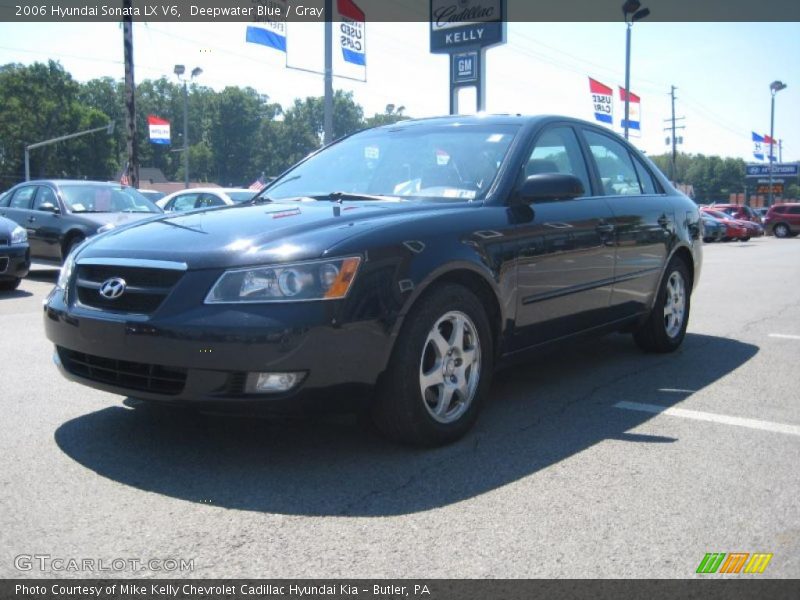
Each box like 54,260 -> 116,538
0,180 -> 162,264
700,215 -> 725,242
711,203 -> 763,224
44,115 -> 702,446
763,203 -> 800,238
157,188 -> 256,212
699,208 -> 751,241
755,207 -> 769,220
138,189 -> 166,203
0,215 -> 30,291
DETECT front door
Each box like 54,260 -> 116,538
511,125 -> 616,350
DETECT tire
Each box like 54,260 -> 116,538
633,258 -> 692,354
0,278 -> 21,291
773,223 -> 790,239
370,283 -> 493,446
740,236 -> 750,242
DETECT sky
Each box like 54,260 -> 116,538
0,20 -> 798,162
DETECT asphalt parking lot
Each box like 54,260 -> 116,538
1,237 -> 798,579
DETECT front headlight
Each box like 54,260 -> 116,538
205,256 -> 361,304
56,248 -> 78,291
10,225 -> 27,245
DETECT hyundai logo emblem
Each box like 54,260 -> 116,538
99,277 -> 127,300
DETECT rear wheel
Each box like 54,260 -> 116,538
370,283 -> 493,446
633,258 -> 691,353
0,278 -> 21,291
773,223 -> 790,238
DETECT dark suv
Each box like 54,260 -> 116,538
764,203 -> 800,238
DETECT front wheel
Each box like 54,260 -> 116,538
633,258 -> 691,353
370,283 -> 493,446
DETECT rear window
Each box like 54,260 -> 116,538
771,206 -> 787,214
788,206 -> 800,215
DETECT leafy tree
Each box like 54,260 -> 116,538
365,104 -> 410,128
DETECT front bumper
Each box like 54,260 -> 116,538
0,243 -> 30,280
43,286 -> 394,407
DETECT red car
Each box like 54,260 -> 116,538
764,203 -> 800,238
711,203 -> 764,225
699,208 -> 754,241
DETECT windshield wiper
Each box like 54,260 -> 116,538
313,192 -> 399,202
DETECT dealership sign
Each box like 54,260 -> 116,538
147,115 -> 170,145
746,163 -> 799,178
430,0 -> 506,53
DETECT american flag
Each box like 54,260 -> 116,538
119,162 -> 130,186
249,174 -> 266,191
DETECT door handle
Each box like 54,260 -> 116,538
657,214 -> 671,227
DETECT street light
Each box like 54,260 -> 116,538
622,0 -> 650,140
174,64 -> 202,188
767,80 -> 787,207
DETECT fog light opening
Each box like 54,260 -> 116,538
247,371 -> 306,394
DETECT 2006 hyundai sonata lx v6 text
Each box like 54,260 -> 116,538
44,115 -> 702,446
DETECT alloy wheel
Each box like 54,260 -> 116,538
663,271 -> 686,339
419,310 -> 482,424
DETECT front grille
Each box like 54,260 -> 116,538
58,347 -> 187,395
74,264 -> 184,314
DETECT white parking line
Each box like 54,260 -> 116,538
614,401 -> 800,438
769,333 -> 800,340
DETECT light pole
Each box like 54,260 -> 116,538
174,64 -> 202,188
767,80 -> 787,207
622,0 -> 650,140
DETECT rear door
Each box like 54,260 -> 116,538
511,124 -> 617,349
580,128 -> 674,319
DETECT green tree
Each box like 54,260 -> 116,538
365,104 -> 409,128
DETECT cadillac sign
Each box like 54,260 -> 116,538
430,0 -> 506,53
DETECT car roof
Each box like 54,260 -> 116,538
370,114 -> 589,131
21,179 -> 131,187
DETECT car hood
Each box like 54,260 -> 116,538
71,211 -> 161,227
76,200 -> 465,270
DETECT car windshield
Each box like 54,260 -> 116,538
261,123 -> 520,202
227,191 -> 256,203
60,184 -> 161,213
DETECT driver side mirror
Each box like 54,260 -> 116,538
516,173 -> 585,204
38,202 -> 60,214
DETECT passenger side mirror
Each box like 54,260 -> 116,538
38,202 -> 60,214
516,173 -> 585,203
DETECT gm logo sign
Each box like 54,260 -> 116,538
452,51 -> 478,84
696,552 -> 773,574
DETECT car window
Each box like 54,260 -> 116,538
169,193 -> 200,212
584,130 -> 642,196
9,186 -> 37,209
33,186 -> 59,211
788,206 -> 800,215
264,124 -> 520,202
524,126 -> 591,196
60,185 -> 159,213
0,192 -> 9,207
631,156 -> 658,194
196,193 -> 225,208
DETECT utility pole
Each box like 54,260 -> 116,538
122,0 -> 138,188
663,85 -> 685,183
778,139 -> 783,163
323,0 -> 333,145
